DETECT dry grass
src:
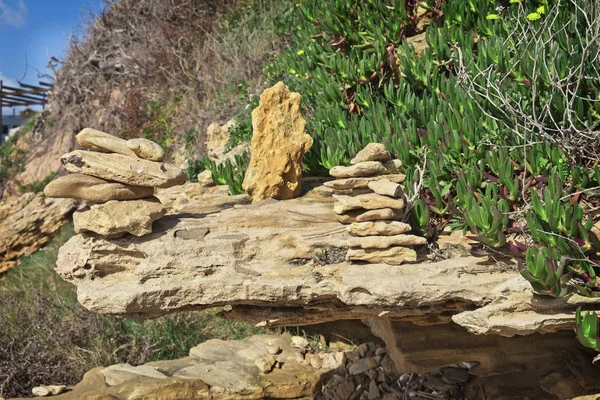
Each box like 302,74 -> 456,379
0,225 -> 266,398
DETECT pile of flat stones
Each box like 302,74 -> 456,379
44,128 -> 186,238
325,143 -> 427,265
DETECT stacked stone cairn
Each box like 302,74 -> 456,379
325,143 -> 427,265
44,128 -> 186,238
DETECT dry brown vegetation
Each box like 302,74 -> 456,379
3,0 -> 289,194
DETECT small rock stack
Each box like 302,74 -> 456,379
44,128 -> 186,238
325,143 -> 427,265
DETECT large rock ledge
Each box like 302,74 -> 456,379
56,191 -> 587,336
55,188 -> 600,398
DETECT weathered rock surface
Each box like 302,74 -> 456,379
205,120 -> 235,161
61,150 -> 186,188
350,143 -> 391,164
347,234 -> 427,249
54,187 -> 600,399
329,161 -> 389,179
355,208 -> 404,222
346,246 -> 418,265
0,193 -> 76,273
127,138 -> 164,161
367,179 -> 404,198
76,128 -> 137,157
347,221 -> 412,237
25,334 -> 323,400
73,198 -> 166,237
44,174 -> 154,203
324,174 -> 406,190
242,82 -> 313,202
333,193 -> 405,214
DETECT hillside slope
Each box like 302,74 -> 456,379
2,0 -> 288,198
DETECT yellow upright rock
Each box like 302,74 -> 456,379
242,82 -> 313,202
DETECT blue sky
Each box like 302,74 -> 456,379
1,0 -> 103,114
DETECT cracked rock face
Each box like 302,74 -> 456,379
0,193 -> 76,273
61,150 -> 186,188
54,187 -> 600,399
242,82 -> 313,202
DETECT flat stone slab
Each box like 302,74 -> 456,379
127,138 -> 165,161
333,193 -> 405,214
44,173 -> 154,202
347,221 -> 412,236
350,143 -> 391,164
324,174 -> 406,190
61,150 -> 186,188
76,128 -> 137,157
53,191 -> 590,337
347,234 -> 427,248
73,198 -> 167,237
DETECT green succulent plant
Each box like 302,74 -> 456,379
575,307 -> 600,352
519,245 -> 571,297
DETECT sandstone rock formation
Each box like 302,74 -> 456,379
76,127 -> 137,157
46,129 -> 185,238
61,150 -> 185,188
21,334 -> 323,400
0,193 -> 76,273
126,138 -> 165,161
350,143 -> 391,165
328,143 -> 426,265
44,174 -> 154,203
54,186 -> 600,399
242,82 -> 313,202
73,198 -> 166,237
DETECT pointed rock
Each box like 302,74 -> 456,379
44,173 -> 154,202
347,221 -> 412,237
61,150 -> 186,188
333,193 -> 405,214
350,143 -> 391,164
242,82 -> 313,202
347,234 -> 427,249
127,138 -> 165,161
76,128 -> 137,156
